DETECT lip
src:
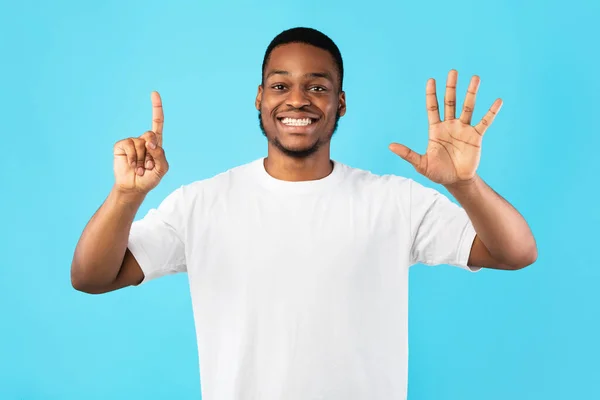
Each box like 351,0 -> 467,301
276,110 -> 321,120
276,116 -> 319,134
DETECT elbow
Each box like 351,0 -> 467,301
71,277 -> 104,295
70,260 -> 120,295
526,245 -> 538,266
506,243 -> 538,271
70,254 -> 86,292
70,262 -> 100,294
70,267 -> 90,293
71,278 -> 89,293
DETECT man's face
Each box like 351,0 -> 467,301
256,42 -> 346,159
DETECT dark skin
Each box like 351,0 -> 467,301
72,41 -> 536,295
256,43 -> 535,270
255,43 -> 346,182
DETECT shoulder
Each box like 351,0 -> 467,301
176,158 -> 260,199
336,162 -> 447,211
336,161 -> 413,194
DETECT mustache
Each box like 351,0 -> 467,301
272,106 -> 319,117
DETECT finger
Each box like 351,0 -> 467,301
140,130 -> 158,149
139,131 -> 158,169
114,139 -> 138,168
474,98 -> 503,136
444,70 -> 458,121
151,91 -> 164,146
133,139 -> 147,176
459,75 -> 480,125
425,78 -> 441,126
389,143 -> 423,170
145,142 -> 169,177
140,130 -> 158,142
144,153 -> 155,170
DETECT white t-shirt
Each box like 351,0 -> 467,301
128,157 -> 478,400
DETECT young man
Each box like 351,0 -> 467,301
71,27 -> 537,400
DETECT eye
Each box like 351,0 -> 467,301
309,86 -> 327,92
271,84 -> 286,91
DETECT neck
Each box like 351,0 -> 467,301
264,145 -> 333,182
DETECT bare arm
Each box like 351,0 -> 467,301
390,71 -> 537,271
446,176 -> 537,270
71,189 -> 146,294
71,91 -> 168,294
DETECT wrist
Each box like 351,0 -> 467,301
444,175 -> 480,193
110,186 -> 147,207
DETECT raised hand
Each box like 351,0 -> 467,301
389,70 -> 502,186
113,91 -> 169,194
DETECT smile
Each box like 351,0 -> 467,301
279,117 -> 316,126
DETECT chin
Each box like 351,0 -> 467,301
277,134 -> 319,147
258,112 -> 339,158
272,137 -> 322,158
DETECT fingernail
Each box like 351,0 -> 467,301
146,160 -> 153,169
148,141 -> 156,149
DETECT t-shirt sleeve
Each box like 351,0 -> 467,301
127,186 -> 187,284
408,179 -> 479,272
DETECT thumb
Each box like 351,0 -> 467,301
145,141 -> 169,176
389,143 -> 422,169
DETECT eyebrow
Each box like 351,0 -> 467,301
266,70 -> 334,82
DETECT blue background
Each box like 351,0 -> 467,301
1,0 -> 599,399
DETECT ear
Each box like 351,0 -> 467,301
255,85 -> 263,111
338,91 -> 347,117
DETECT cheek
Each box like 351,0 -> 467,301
259,98 -> 278,118
321,100 -> 339,119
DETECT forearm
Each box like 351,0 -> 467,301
71,187 -> 146,288
445,175 -> 537,266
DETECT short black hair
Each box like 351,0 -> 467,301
261,27 -> 344,90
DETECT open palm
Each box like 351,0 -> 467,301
390,70 -> 502,186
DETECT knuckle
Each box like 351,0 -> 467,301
133,139 -> 146,150
115,138 -> 131,148
142,130 -> 157,141
140,131 -> 158,145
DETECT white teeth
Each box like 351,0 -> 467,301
281,117 -> 313,126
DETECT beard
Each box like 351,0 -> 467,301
258,111 -> 340,159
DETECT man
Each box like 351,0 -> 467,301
71,27 -> 537,400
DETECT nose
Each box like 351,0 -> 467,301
286,86 -> 311,108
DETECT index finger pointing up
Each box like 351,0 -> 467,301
151,91 -> 164,146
